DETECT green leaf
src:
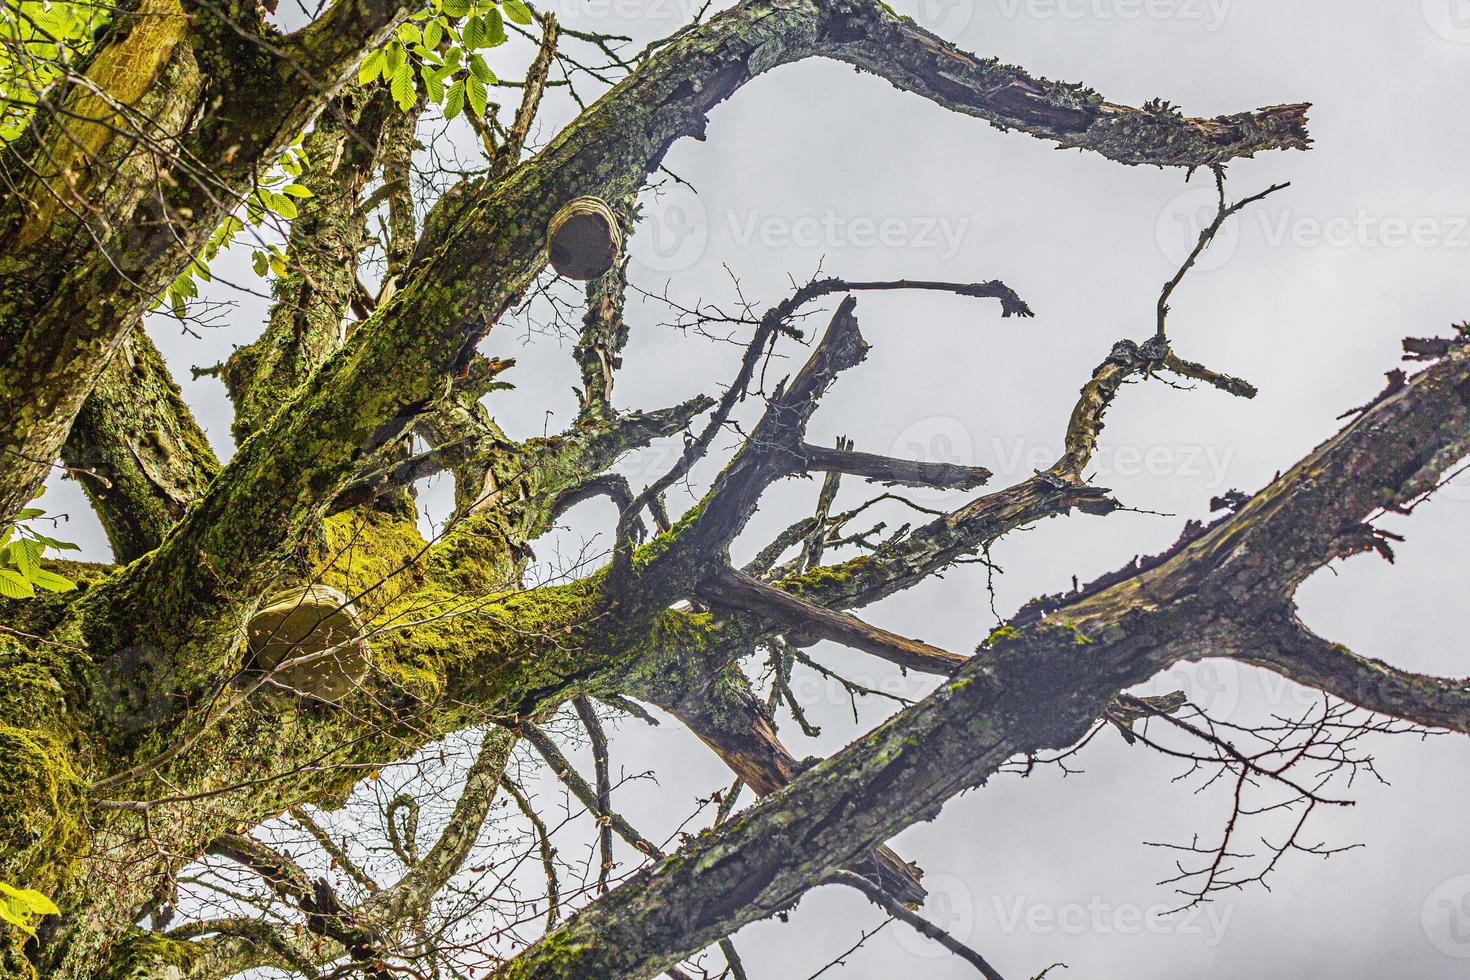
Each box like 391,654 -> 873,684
0,885 -> 58,918
0,901 -> 36,938
502,0 -> 532,25
466,73 -> 487,118
281,183 -> 313,199
30,569 -> 75,593
0,883 -> 59,937
28,534 -> 79,552
264,191 -> 298,219
391,60 -> 416,110
422,17 -> 445,48
0,569 -> 35,600
440,0 -> 470,17
484,6 -> 506,45
11,538 -> 41,580
395,21 -> 421,45
444,78 -> 466,119
252,250 -> 269,277
468,53 -> 495,84
422,64 -> 446,103
385,42 -> 405,74
357,49 -> 383,86
462,14 -> 484,48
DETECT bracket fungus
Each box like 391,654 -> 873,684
547,196 -> 622,280
246,584 -> 371,702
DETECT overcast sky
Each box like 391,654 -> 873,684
44,1 -> 1470,976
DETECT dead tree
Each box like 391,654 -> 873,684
4,0 -> 1465,977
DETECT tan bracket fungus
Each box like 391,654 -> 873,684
547,196 -> 622,280
246,585 -> 371,702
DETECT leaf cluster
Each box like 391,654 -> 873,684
0,882 -> 58,939
0,489 -> 76,600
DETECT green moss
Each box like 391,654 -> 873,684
629,501 -> 705,574
650,608 -> 714,653
985,621 -> 1092,651
318,510 -> 428,614
94,930 -> 198,980
0,723 -> 83,892
773,555 -> 872,604
497,925 -> 601,980
1056,621 -> 1094,645
984,625 -> 1024,647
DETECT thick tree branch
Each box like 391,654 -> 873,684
497,335 -> 1470,979
62,327 -> 221,561
800,442 -> 991,490
1238,608 -> 1470,736
0,0 -> 410,523
77,0 -> 1309,671
625,643 -> 928,906
223,87 -> 401,443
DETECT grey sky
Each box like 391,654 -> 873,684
43,1 -> 1470,976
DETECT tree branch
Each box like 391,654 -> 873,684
700,569 -> 967,677
497,334 -> 1470,979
